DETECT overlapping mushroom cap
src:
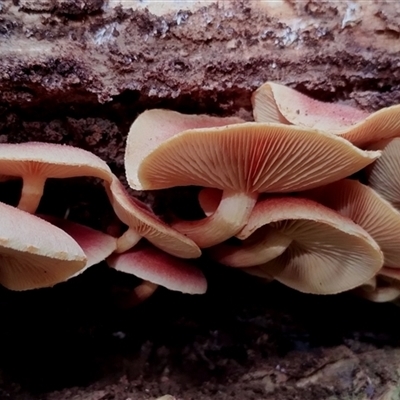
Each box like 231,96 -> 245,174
108,242 -> 207,295
42,215 -> 117,274
304,179 -> 400,269
240,197 -> 383,294
252,82 -> 400,147
125,109 -> 380,247
0,201 -> 86,290
105,176 -> 201,258
367,138 -> 400,209
0,142 -> 113,213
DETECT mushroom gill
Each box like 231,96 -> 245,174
304,179 -> 400,269
240,197 -> 383,294
367,138 -> 400,210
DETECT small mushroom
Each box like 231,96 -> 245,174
125,109 -> 379,248
241,197 -> 383,294
105,176 -> 201,258
107,242 -> 207,295
252,81 -> 400,147
0,201 -> 86,290
366,138 -> 400,209
0,142 -> 113,213
305,179 -> 400,268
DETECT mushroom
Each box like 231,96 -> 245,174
305,179 -> 400,268
0,201 -> 86,290
252,81 -> 400,147
366,138 -> 400,209
0,142 -> 113,213
125,109 -> 380,248
107,242 -> 207,296
105,176 -> 201,258
42,215 -> 117,274
240,197 -> 383,294
353,276 -> 400,303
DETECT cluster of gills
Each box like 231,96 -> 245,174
2,81 -> 400,304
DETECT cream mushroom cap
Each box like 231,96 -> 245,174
252,81 -> 400,147
0,142 -> 113,213
137,121 -> 379,192
105,176 -> 201,258
242,197 -> 383,294
0,201 -> 86,290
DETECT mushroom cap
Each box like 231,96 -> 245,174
125,109 -> 243,190
252,81 -> 368,131
242,197 -> 383,294
107,242 -> 207,294
0,142 -> 113,182
367,138 -> 400,209
252,81 -> 400,147
134,120 -> 379,192
305,179 -> 400,268
42,216 -> 117,271
0,201 -> 86,290
106,177 -> 201,258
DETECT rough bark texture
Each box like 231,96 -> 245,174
2,1 -> 400,399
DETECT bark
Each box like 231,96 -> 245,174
1,1 -> 400,399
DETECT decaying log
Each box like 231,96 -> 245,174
2,0 -> 400,108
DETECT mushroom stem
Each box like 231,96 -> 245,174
18,175 -> 47,213
116,228 -> 142,253
208,226 -> 292,267
172,191 -> 258,248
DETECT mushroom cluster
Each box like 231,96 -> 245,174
2,81 -> 400,305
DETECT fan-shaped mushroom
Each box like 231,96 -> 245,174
125,109 -> 379,248
240,197 -> 383,294
0,142 -> 113,213
105,176 -> 201,258
0,201 -> 86,290
252,81 -> 400,147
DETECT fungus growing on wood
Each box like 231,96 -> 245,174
125,109 -> 380,248
252,81 -> 400,147
107,242 -> 207,296
0,142 -> 113,213
105,176 -> 201,258
305,179 -> 400,268
367,138 -> 400,209
240,197 -> 383,294
0,201 -> 86,290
